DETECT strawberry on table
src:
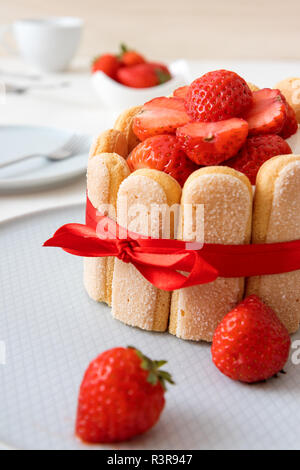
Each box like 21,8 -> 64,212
119,43 -> 145,66
133,96 -> 190,141
212,295 -> 291,384
127,134 -> 198,186
91,54 -> 120,79
76,346 -> 174,444
226,134 -> 292,184
185,70 -> 253,122
176,118 -> 248,165
245,88 -> 287,135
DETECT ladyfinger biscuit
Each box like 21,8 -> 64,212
112,169 -> 181,331
169,167 -> 253,342
89,129 -> 128,160
246,154 -> 300,333
247,82 -> 260,92
84,152 -> 130,306
114,105 -> 141,153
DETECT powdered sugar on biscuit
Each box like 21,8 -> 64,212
170,171 -> 252,342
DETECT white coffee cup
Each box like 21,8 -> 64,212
0,17 -> 83,73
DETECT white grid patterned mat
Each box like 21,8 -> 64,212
0,204 -> 300,450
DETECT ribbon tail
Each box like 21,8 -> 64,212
44,223 -> 118,257
132,262 -> 193,291
131,251 -> 218,291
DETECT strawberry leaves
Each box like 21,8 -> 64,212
128,346 -> 175,390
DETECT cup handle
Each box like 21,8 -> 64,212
0,24 -> 16,54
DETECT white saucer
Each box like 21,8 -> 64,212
0,203 -> 300,450
0,126 -> 91,192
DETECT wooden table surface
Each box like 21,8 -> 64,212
1,0 -> 300,61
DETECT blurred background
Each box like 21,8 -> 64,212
1,0 -> 300,61
0,0 -> 299,218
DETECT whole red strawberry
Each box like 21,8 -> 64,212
245,88 -> 287,136
76,347 -> 174,443
226,134 -> 292,184
117,64 -> 158,88
119,43 -> 145,66
133,96 -> 189,141
127,135 -> 198,186
117,63 -> 170,88
212,295 -> 291,384
91,54 -> 120,79
185,70 -> 253,122
147,62 -> 171,83
176,118 -> 248,165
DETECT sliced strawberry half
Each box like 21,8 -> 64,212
173,86 -> 189,100
127,134 -> 198,186
245,88 -> 286,136
132,96 -> 190,141
280,99 -> 298,139
176,118 -> 249,165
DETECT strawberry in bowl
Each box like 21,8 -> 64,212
92,44 -> 171,88
91,44 -> 188,108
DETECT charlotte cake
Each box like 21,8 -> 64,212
84,69 -> 300,340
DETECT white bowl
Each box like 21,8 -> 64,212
92,59 -> 190,109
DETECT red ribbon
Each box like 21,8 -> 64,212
43,197 -> 300,291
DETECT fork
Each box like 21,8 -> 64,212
0,134 -> 90,170
5,81 -> 70,94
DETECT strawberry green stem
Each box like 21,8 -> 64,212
128,346 -> 175,390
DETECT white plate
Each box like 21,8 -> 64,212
0,126 -> 91,192
0,203 -> 300,450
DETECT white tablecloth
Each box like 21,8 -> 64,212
1,57 -> 300,222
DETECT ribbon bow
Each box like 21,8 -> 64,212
115,239 -> 139,263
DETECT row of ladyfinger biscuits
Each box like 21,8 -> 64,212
84,108 -> 300,341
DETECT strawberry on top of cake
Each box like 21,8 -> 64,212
128,69 -> 297,186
